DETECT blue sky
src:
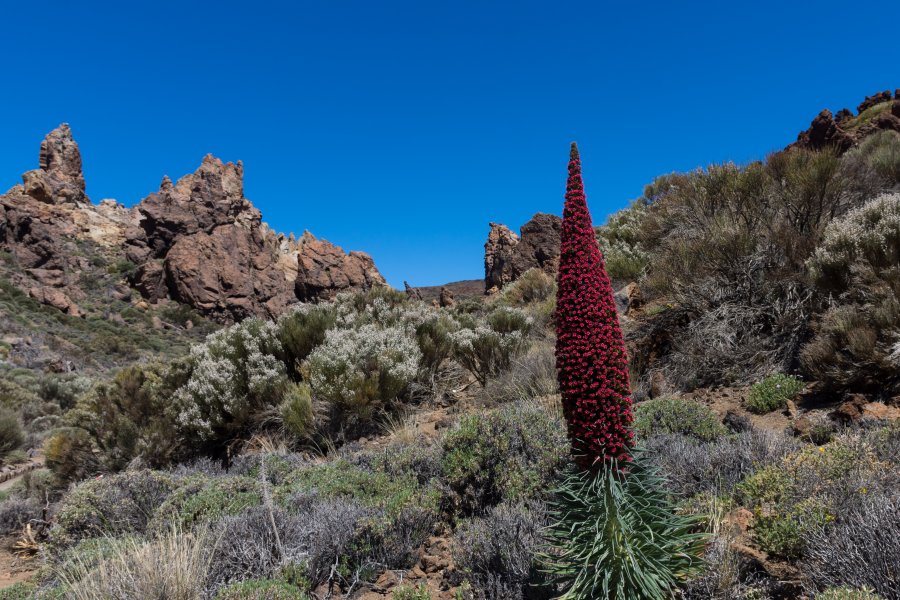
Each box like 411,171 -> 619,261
1,1 -> 898,287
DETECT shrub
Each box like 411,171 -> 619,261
412,311 -> 459,378
276,303 -> 337,378
0,497 -> 43,535
44,427 -> 102,484
174,318 -> 287,444
498,268 -> 556,306
440,401 -> 567,517
279,381 -> 314,439
452,502 -> 548,600
633,397 -> 726,442
392,584 -> 432,600
594,201 -> 650,282
0,407 -> 24,457
151,475 -> 262,531
207,505 -> 294,591
480,341 -> 557,404
52,470 -> 176,549
450,307 -> 531,386
803,192 -> 900,394
802,492 -> 900,598
305,323 -> 421,426
746,373 -> 803,414
54,526 -> 213,600
65,363 -> 186,470
215,579 -> 309,600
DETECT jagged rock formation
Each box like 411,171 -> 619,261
125,156 -> 387,321
294,231 -> 384,302
483,213 -> 561,292
792,90 -> 900,153
0,124 -> 386,321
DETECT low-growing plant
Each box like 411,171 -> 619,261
633,397 -> 726,441
480,341 -> 557,404
450,307 -> 531,386
392,584 -> 432,600
51,470 -> 176,549
452,502 -> 549,600
816,587 -> 884,600
497,268 -> 556,307
441,401 -> 567,517
746,373 -> 803,414
215,579 -> 310,600
802,492 -> 900,598
279,381 -> 314,440
151,475 -> 262,531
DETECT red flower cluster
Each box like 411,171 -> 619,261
555,142 -> 634,467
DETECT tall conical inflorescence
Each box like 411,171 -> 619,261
555,142 -> 634,467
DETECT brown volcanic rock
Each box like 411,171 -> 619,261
126,158 -> 386,320
21,124 -> 87,205
484,213 -> 561,292
791,92 -> 900,154
162,224 -> 297,320
28,286 -> 83,317
294,232 -> 386,302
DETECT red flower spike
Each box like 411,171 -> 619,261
555,142 -> 634,468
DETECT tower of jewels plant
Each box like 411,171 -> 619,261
545,143 -> 705,600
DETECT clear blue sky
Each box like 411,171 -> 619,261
1,1 -> 897,288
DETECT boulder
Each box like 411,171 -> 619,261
295,232 -> 386,302
28,286 -> 82,317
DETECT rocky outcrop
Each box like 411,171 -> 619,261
484,213 -> 561,292
792,90 -> 900,153
0,124 -> 386,321
294,232 -> 386,302
21,124 -> 87,206
125,156 -> 386,320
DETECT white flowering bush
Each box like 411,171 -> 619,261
305,323 -> 421,423
802,192 -> 900,393
808,192 -> 900,290
595,201 -> 650,281
175,318 -> 287,442
451,307 -> 532,385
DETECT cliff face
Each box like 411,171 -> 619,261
0,125 -> 386,323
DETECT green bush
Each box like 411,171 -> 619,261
150,475 -> 262,531
595,201 -> 650,282
440,401 -> 567,517
413,312 -> 458,377
64,363 -> 187,471
450,307 -> 532,386
277,303 -> 337,378
0,407 -> 24,457
633,397 -> 725,441
280,381 -> 314,439
215,579 -> 310,600
746,373 -> 803,414
498,268 -> 556,306
44,427 -> 101,484
52,470 -> 176,549
392,584 -> 432,599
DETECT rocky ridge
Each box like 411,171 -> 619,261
0,125 -> 386,322
791,89 -> 900,153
